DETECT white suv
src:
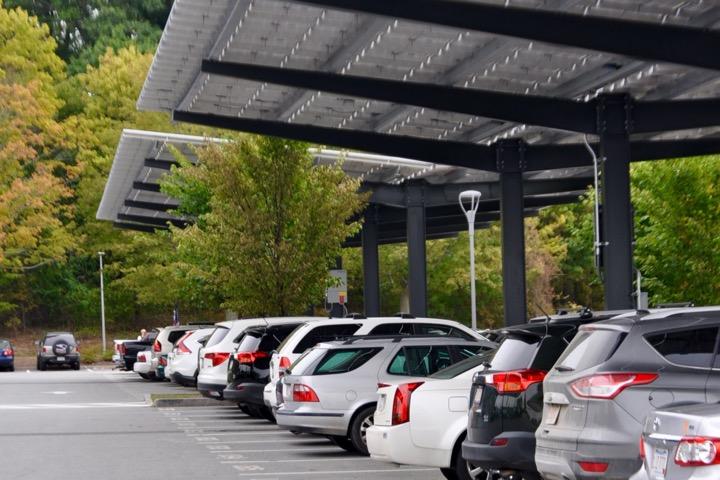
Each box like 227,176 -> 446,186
197,317 -> 316,399
263,316 -> 490,411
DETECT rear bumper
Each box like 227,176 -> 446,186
171,372 -> 196,386
223,381 -> 265,405
40,354 -> 79,365
0,357 -> 13,366
133,362 -> 152,374
535,446 -> 642,480
368,424 -> 450,468
197,381 -> 226,399
462,432 -> 537,473
276,407 -> 347,436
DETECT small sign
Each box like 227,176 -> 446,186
326,270 -> 348,305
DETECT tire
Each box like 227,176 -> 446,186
37,359 -> 47,371
139,373 -> 150,380
348,405 -> 375,456
328,435 -> 356,452
445,439 -> 491,480
8,365 -> 14,372
73,363 -> 80,371
259,405 -> 276,423
237,403 -> 252,415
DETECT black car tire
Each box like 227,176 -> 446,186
348,405 -> 375,456
259,405 -> 276,423
139,373 -> 150,380
237,403 -> 252,415
442,439 -> 491,480
37,359 -> 46,371
8,365 -> 14,372
72,362 -> 80,370
328,435 -> 356,452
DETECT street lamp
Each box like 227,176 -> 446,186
459,190 -> 482,331
98,252 -> 106,353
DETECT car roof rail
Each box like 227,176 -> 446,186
656,302 -> 694,308
394,312 -> 415,319
341,334 -> 459,345
345,313 -> 367,319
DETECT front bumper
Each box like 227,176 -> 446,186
368,424 -> 450,468
223,381 -> 265,405
463,431 -> 537,473
275,406 -> 347,436
197,381 -> 227,399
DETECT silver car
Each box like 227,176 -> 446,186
276,336 -> 492,455
631,403 -> 720,480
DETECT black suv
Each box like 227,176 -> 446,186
224,323 -> 303,420
37,332 -> 80,370
462,309 -> 630,480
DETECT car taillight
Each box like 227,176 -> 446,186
570,373 -> 658,399
391,382 -> 424,425
153,340 -> 161,353
292,384 -> 319,402
2,349 -> 12,356
177,332 -> 193,355
119,344 -> 126,355
639,436 -> 646,460
675,437 -> 720,467
159,356 -> 167,366
577,462 -> 608,473
278,356 -> 292,377
43,346 -> 51,353
377,383 -> 390,389
486,369 -> 546,393
236,351 -> 270,364
204,352 -> 230,367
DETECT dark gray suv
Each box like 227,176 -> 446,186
535,307 -> 720,480
37,332 -> 80,370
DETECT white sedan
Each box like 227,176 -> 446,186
367,353 -> 492,480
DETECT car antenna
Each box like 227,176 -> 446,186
534,302 -> 552,336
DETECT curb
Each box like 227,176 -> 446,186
151,396 -> 229,407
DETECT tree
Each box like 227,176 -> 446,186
163,137 -> 368,316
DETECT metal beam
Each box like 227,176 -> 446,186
362,209 -> 381,316
173,110 -> 497,171
406,184 -> 427,317
634,99 -> 720,134
113,221 -> 167,233
290,0 -> 720,71
344,231 -> 462,248
116,213 -> 188,228
144,158 -> 180,170
132,181 -> 162,193
202,59 -> 596,133
124,199 -> 180,212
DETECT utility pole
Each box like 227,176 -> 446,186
98,251 -> 106,353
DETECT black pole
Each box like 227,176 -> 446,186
497,140 -> 528,326
330,256 -> 345,318
597,94 -> 634,309
406,183 -> 428,317
362,208 -> 381,316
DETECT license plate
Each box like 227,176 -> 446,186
56,356 -> 65,361
378,394 -> 386,412
545,404 -> 561,425
650,448 -> 668,480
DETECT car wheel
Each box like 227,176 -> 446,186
9,365 -> 14,372
37,359 -> 47,371
73,363 -> 80,371
328,435 -> 356,452
259,406 -> 276,423
348,405 -> 375,456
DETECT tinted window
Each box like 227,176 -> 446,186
414,323 -> 453,336
314,348 -> 381,375
205,327 -> 229,348
168,331 -> 188,344
44,334 -> 76,345
430,352 -> 493,379
236,332 -> 262,353
533,336 -> 574,371
646,327 -> 718,368
293,324 -> 362,353
388,346 -> 453,376
555,329 -> 625,372
0,340 -> 10,349
259,324 -> 300,352
368,323 -> 414,336
488,336 -> 539,371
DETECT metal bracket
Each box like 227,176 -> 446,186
494,139 -> 528,173
596,93 -> 634,135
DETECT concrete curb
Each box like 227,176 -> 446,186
151,396 -> 226,407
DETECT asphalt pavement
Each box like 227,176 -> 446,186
0,368 -> 444,479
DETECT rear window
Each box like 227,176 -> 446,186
313,348 -> 382,375
259,325 -> 299,351
388,346 -> 453,376
488,336 -> 540,371
368,323 -> 414,335
646,327 -> 718,368
293,324 -> 362,353
430,352 -> 492,379
45,334 -> 76,345
236,332 -> 262,353
555,329 -> 625,372
0,340 -> 10,349
205,327 -> 229,348
168,330 -> 188,344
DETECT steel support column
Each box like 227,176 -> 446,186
406,183 -> 427,317
362,208 -> 381,316
497,141 -> 528,326
597,94 -> 634,309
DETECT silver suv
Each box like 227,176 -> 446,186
277,335 -> 493,455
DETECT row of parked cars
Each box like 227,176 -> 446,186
116,306 -> 720,480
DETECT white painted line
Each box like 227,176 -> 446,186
206,447 -> 337,453
0,402 -> 148,410
220,458 -> 370,464
232,468 -> 436,476
196,439 -> 331,444
186,431 -> 286,436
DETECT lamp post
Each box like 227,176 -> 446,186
98,251 -> 106,353
459,190 -> 482,331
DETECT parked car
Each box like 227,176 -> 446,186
198,317 -> 316,399
112,339 -> 133,368
536,306 -> 720,480
368,351 -> 494,480
264,316 -> 492,413
151,325 -> 210,379
133,350 -> 154,379
631,403 -> 720,480
224,321 -> 306,420
462,309 -> 630,480
119,329 -> 160,371
277,335 -> 493,455
167,328 -> 214,386
0,339 -> 14,371
36,332 -> 80,370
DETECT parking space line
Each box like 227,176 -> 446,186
186,431 -> 287,436
219,458 -> 369,464
206,448 -> 338,453
232,468 -> 436,476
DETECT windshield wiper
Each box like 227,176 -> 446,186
554,365 -> 575,372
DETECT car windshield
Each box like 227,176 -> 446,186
430,351 -> 493,379
45,334 -> 76,345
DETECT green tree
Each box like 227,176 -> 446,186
163,137 -> 368,316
